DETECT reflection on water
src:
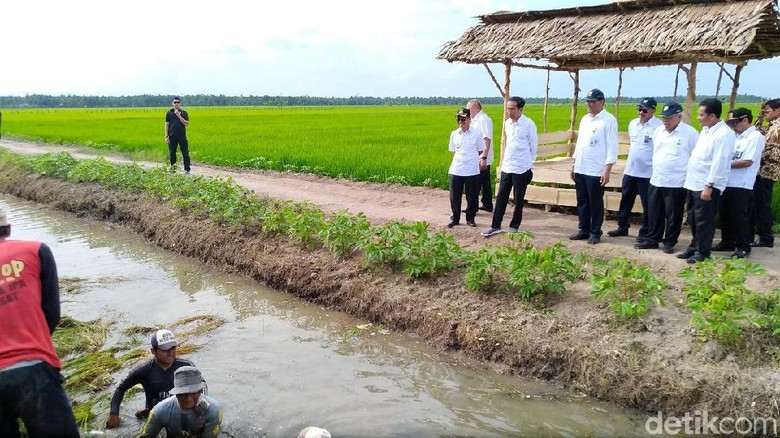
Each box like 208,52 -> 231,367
0,195 -> 653,437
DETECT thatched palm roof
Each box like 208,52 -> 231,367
438,0 -> 780,70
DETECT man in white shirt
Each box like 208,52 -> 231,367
712,108 -> 766,258
677,99 -> 736,263
467,99 -> 495,213
635,102 -> 699,253
569,88 -> 619,244
447,108 -> 484,228
608,97 -> 663,242
481,96 -> 539,237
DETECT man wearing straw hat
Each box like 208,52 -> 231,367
137,366 -> 222,438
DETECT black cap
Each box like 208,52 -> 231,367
585,89 -> 605,101
660,102 -> 683,117
727,107 -> 752,122
638,97 -> 657,110
456,108 -> 470,118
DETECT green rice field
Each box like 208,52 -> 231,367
0,104 -> 764,190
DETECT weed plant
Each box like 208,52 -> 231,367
591,257 -> 666,324
363,221 -> 463,277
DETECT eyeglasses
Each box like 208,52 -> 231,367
173,101 -> 181,104
638,108 -> 650,113
457,118 -> 468,123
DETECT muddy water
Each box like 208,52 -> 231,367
1,195 -> 654,437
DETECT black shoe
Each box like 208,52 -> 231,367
676,249 -> 695,259
662,244 -> 675,254
750,240 -> 774,248
466,220 -> 477,227
731,249 -> 750,259
587,236 -> 600,245
687,254 -> 709,264
569,232 -> 589,241
479,206 -> 493,213
447,221 -> 459,228
607,228 -> 628,237
634,241 -> 659,250
712,242 -> 735,252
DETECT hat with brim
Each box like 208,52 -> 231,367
585,88 -> 605,102
660,102 -> 683,117
169,366 -> 206,395
727,107 -> 752,122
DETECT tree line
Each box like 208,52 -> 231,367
0,94 -> 768,109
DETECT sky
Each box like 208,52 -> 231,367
2,0 -> 778,99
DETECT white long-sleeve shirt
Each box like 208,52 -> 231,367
573,109 -> 618,176
684,120 -> 736,192
650,121 -> 699,188
625,117 -> 663,178
471,111 -> 494,165
727,126 -> 765,189
448,127 -> 484,176
501,115 -> 538,174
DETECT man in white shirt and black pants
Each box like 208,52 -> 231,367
569,88 -> 619,245
467,99 -> 495,213
447,108 -> 484,228
712,108 -> 765,258
635,102 -> 699,253
481,97 -> 539,237
608,97 -> 663,243
677,99 -> 736,263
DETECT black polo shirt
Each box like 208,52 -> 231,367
165,109 -> 189,137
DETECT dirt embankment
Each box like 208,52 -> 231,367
1,143 -> 779,425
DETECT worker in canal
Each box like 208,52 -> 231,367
137,366 -> 223,438
0,209 -> 80,437
106,329 -> 199,428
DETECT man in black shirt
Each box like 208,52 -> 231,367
105,329 -> 195,428
165,96 -> 191,174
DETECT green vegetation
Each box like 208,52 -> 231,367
591,257 -> 666,324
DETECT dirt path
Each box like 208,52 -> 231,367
3,138 -> 778,275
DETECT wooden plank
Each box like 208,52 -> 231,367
537,143 -> 572,158
538,130 -> 574,144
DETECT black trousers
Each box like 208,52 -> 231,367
645,185 -> 686,246
449,174 -> 480,223
491,170 -> 533,230
685,188 -> 721,257
752,176 -> 776,245
168,135 -> 191,172
574,173 -> 605,237
719,187 -> 752,251
479,165 -> 493,209
615,174 -> 650,239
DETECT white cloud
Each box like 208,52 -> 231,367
1,0 -> 777,98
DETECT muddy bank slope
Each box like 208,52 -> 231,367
0,163 -> 778,424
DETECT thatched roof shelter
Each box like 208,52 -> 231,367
438,0 -> 780,70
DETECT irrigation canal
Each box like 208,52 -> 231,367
1,195 -> 654,437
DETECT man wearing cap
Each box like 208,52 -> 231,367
751,98 -> 780,248
107,329 -> 197,428
165,96 -> 191,175
677,98 -> 736,263
712,108 -> 766,258
138,366 -> 222,438
636,102 -> 699,253
608,97 -> 663,242
569,88 -> 619,244
0,209 -> 80,437
467,99 -> 495,213
481,96 -> 538,237
447,107 -> 484,228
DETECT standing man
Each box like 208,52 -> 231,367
137,366 -> 222,438
751,98 -> 780,248
608,98 -> 662,243
712,108 -> 765,258
447,108 -> 484,228
635,102 -> 699,253
481,96 -> 538,237
467,99 -> 495,213
0,209 -> 80,438
569,88 -> 619,244
106,329 -> 197,428
165,96 -> 191,175
677,99 -> 736,263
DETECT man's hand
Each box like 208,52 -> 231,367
600,168 -> 611,186
135,408 -> 150,419
701,186 -> 713,201
106,414 -> 120,428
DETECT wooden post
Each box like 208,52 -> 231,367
683,62 -> 697,125
615,67 -> 625,122
728,64 -> 744,112
498,61 -> 512,179
673,64 -> 682,100
715,62 -> 724,98
567,70 -> 580,157
543,69 -> 550,133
